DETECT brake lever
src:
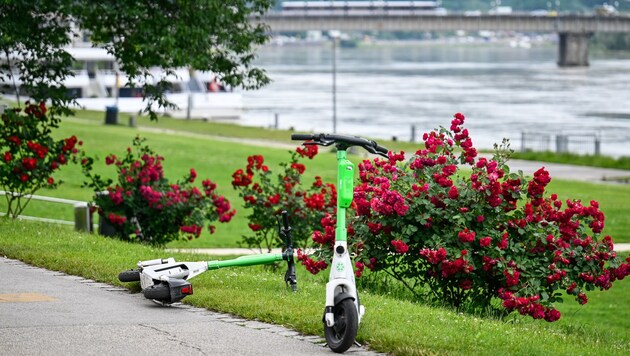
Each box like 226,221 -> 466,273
364,145 -> 377,154
364,145 -> 388,158
304,140 -> 334,147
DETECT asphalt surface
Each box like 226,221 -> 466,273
0,257 -> 382,356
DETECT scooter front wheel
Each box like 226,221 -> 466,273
118,269 -> 140,282
324,299 -> 358,353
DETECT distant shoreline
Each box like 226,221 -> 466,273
263,35 -> 630,58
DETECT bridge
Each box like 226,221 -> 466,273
254,14 -> 630,67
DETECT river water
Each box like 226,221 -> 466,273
241,41 -> 630,157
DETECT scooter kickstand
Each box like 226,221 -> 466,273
150,299 -> 173,307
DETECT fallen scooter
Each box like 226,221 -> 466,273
118,211 -> 296,304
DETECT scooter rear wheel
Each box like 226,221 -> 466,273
324,298 -> 358,353
143,283 -> 171,302
118,269 -> 140,282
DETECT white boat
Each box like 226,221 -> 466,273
4,46 -> 243,120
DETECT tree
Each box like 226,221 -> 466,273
0,1 -> 76,117
1,102 -> 81,218
0,0 -> 273,119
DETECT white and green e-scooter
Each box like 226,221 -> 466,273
118,211 -> 297,304
292,133 -> 389,353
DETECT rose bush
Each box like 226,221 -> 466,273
82,136 -> 235,246
303,113 -> 630,322
232,144 -> 336,253
1,102 -> 80,217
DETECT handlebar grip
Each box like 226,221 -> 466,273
291,134 -> 314,141
376,144 -> 389,155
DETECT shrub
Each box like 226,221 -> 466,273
304,113 -> 630,322
0,102 -> 80,217
82,136 -> 235,246
231,144 -> 336,252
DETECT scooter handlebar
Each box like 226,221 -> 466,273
291,133 -> 389,158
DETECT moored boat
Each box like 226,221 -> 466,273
2,46 -> 243,120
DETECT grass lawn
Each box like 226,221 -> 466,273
1,220 -> 629,355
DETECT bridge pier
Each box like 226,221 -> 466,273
557,32 -> 592,67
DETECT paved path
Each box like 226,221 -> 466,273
0,257 -> 381,356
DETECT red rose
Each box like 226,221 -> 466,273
291,163 -> 306,174
458,228 -> 475,243
105,154 -> 117,165
296,144 -> 318,159
21,157 -> 38,170
8,136 -> 21,146
545,308 -> 561,322
448,185 -> 459,199
268,194 -> 280,205
391,240 -> 409,254
504,269 -> 520,287
479,237 -> 492,247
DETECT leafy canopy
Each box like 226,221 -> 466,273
0,0 -> 273,119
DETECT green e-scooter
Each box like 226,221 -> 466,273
291,133 -> 389,353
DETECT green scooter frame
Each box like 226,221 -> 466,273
291,133 -> 388,353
